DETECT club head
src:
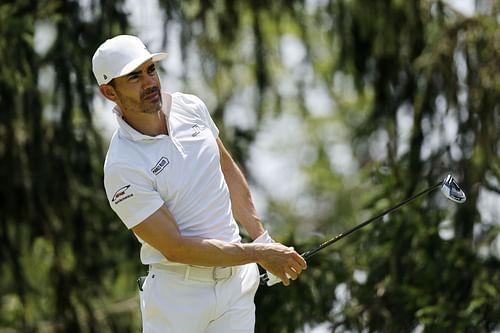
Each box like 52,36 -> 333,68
440,174 -> 466,203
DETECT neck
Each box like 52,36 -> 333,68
123,111 -> 168,136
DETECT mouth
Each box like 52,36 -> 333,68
143,91 -> 160,102
142,88 -> 161,103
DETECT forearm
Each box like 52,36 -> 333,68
166,237 -> 262,267
223,162 -> 265,239
168,236 -> 307,286
132,206 -> 258,266
218,139 -> 265,239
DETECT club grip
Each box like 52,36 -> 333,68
259,272 -> 270,285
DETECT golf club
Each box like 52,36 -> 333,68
260,174 -> 466,285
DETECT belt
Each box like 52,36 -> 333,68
150,264 -> 235,282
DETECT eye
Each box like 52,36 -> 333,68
128,75 -> 139,82
148,65 -> 157,75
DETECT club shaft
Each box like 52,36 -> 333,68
301,181 -> 442,259
260,180 -> 443,285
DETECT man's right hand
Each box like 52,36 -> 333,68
255,243 -> 307,286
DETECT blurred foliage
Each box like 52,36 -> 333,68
1,0 -> 499,332
0,1 -> 141,332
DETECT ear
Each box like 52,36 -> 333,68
99,84 -> 118,102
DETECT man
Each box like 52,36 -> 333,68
92,35 -> 306,333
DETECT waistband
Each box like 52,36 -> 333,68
150,264 -> 236,282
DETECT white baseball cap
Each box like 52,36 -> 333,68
92,35 -> 167,85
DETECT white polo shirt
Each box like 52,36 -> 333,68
103,92 -> 241,264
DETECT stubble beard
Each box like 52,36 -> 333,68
139,86 -> 162,114
117,86 -> 162,115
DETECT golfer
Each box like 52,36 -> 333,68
92,35 -> 306,333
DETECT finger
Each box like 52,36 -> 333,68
288,247 -> 308,269
298,256 -> 307,269
288,256 -> 306,273
289,261 -> 304,275
285,267 -> 299,280
280,272 -> 291,286
297,254 -> 307,268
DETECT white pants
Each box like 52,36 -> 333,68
140,263 -> 260,333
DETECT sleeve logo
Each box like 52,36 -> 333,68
112,185 -> 134,204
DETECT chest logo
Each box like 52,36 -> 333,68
192,124 -> 207,137
151,156 -> 170,175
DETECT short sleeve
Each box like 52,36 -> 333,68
104,163 -> 164,229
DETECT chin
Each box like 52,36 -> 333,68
142,101 -> 162,114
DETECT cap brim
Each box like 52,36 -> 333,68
118,52 -> 168,78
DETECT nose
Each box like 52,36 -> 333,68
142,72 -> 158,89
